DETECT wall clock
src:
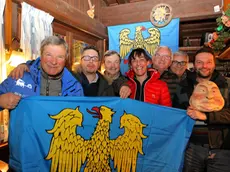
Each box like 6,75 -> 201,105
150,3 -> 173,27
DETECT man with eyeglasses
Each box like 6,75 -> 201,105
73,46 -> 115,96
152,46 -> 173,75
173,47 -> 230,172
152,46 -> 190,100
165,51 -> 190,100
170,51 -> 189,79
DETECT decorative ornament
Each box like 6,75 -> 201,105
189,81 -> 225,112
217,25 -> 223,31
87,0 -> 95,19
210,5 -> 230,52
150,3 -> 173,28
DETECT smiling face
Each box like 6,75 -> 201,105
189,81 -> 225,112
40,44 -> 66,77
81,49 -> 100,75
131,53 -> 150,77
195,52 -> 215,79
170,54 -> 188,77
152,47 -> 172,73
104,54 -> 120,76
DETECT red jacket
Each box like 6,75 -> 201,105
126,69 -> 172,107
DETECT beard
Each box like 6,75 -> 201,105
196,70 -> 212,79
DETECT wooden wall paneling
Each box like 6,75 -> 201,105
65,31 -> 73,69
53,22 -> 99,46
180,22 -> 217,31
13,0 -> 107,39
76,0 -> 81,10
96,39 -> 106,64
94,0 -> 101,20
99,0 -> 222,26
53,21 -> 103,70
4,0 -> 12,50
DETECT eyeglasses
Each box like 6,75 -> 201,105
81,55 -> 99,62
155,53 -> 171,60
172,60 -> 187,66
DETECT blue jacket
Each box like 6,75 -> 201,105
0,58 -> 84,110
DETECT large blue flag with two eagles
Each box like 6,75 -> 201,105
108,18 -> 179,74
9,96 -> 194,172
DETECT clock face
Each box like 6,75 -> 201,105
150,3 -> 173,28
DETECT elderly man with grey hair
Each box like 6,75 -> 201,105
170,51 -> 189,78
0,36 -> 84,111
152,46 -> 173,75
152,46 -> 190,100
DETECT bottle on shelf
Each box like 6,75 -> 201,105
186,37 -> 191,47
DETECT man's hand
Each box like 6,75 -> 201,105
119,85 -> 131,99
187,106 -> 207,121
0,93 -> 21,109
8,63 -> 29,80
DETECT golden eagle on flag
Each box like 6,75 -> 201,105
45,106 -> 147,172
119,26 -> 160,58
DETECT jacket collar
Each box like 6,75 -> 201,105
29,57 -> 75,94
126,69 -> 160,82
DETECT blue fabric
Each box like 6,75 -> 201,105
9,96 -> 194,172
0,58 -> 84,109
108,19 -> 179,74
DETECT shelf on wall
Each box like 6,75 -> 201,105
216,47 -> 230,60
179,46 -> 202,51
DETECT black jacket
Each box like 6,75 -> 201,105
173,70 -> 230,149
73,71 -> 115,97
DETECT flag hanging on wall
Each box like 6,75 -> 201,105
108,18 -> 179,74
9,96 -> 194,172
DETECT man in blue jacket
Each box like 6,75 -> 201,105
0,36 -> 84,111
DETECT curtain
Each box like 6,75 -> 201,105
21,2 -> 54,60
0,0 -> 6,82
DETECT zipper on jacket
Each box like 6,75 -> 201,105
46,79 -> 50,96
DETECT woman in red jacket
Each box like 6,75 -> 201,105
126,48 -> 172,107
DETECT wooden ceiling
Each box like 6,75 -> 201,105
102,0 -> 146,6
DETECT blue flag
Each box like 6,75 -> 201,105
108,19 -> 179,74
9,96 -> 194,172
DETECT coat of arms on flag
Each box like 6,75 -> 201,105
108,18 -> 179,74
9,96 -> 194,172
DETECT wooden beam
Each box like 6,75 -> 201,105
13,0 -> 107,39
100,0 -> 222,26
181,27 -> 215,33
180,32 -> 205,38
4,0 -> 12,50
53,21 -> 99,46
217,47 -> 230,59
117,0 -> 129,4
180,22 -> 217,30
16,7 -> 22,39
